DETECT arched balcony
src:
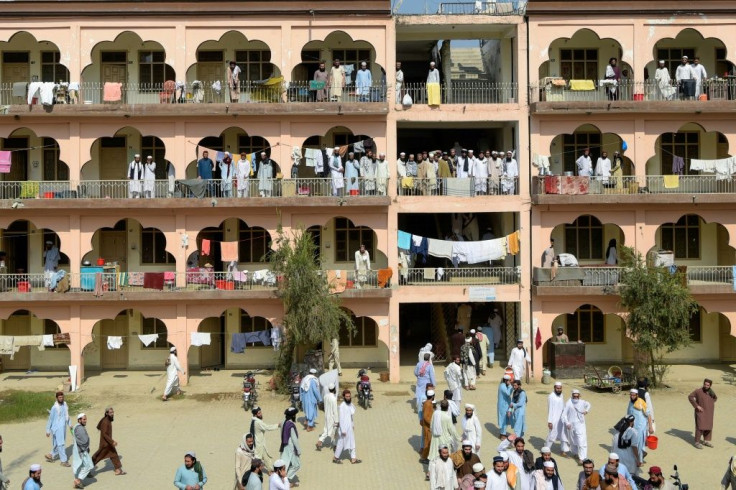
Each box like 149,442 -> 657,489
80,32 -> 175,104
546,304 -> 628,363
0,32 -> 69,104
0,310 -> 69,371
80,127 -> 172,198
0,129 -> 69,198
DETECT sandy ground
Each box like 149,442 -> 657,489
0,363 -> 731,489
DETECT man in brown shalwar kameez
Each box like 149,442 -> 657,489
91,407 -> 126,475
313,62 -> 329,102
420,391 -> 436,463
688,378 -> 717,449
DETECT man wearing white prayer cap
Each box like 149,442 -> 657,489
562,387 -> 591,464
455,440 -> 481,480
72,413 -> 94,489
531,459 -> 561,489
163,345 -> 184,401
127,153 -> 143,198
317,381 -> 338,450
43,240 -> 60,277
462,403 -> 482,453
598,452 -> 638,489
497,373 -> 513,438
270,459 -> 289,489
174,451 -> 207,490
24,464 -> 43,490
301,368 -> 322,431
534,445 -> 561,478
328,145 -> 344,196
143,154 -> 156,198
428,443 -> 455,490
546,380 -> 568,456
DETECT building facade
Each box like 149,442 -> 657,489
0,0 -> 732,386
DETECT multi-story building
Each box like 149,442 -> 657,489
0,0 -> 730,386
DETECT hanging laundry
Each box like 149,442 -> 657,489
138,334 -> 159,347
353,141 -> 365,153
231,333 -> 247,353
689,158 -> 714,172
243,330 -> 271,346
423,267 -> 435,280
12,81 -> 27,98
201,239 -> 211,255
103,82 -> 122,102
190,332 -> 211,346
0,336 -> 14,355
672,156 -> 685,176
377,268 -> 393,288
663,175 -> 680,189
42,334 -> 55,347
106,336 -> 123,350
436,267 -> 445,280
410,235 -> 428,259
507,231 -> 520,255
14,335 -> 44,351
427,238 -> 453,259
715,157 -> 735,180
305,148 -> 319,167
532,154 -> 551,174
398,230 -> 412,250
143,272 -> 165,290
0,150 -> 12,174
453,237 -> 507,264
39,82 -> 56,106
27,81 -> 43,104
220,241 -> 239,262
338,145 -> 349,157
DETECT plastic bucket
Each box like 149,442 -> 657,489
43,192 -> 54,199
646,435 -> 658,450
96,258 -> 105,266
504,367 -> 515,382
215,280 -> 226,290
633,93 -> 644,101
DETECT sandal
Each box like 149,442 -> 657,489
351,459 -> 362,464
332,458 -> 342,464
45,454 -> 54,463
61,462 -> 71,467
115,470 -> 127,475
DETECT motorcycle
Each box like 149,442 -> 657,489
671,465 -> 688,490
356,368 -> 373,409
290,370 -> 302,412
242,372 -> 258,411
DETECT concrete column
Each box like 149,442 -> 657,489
519,203 -> 535,380
175,25 -> 186,81
175,302 -> 189,386
388,293 -> 400,382
633,118 -> 647,178
175,214 -> 187,287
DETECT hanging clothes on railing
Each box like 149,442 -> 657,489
190,332 -> 211,347
106,336 -> 123,350
138,334 -> 159,347
672,156 -> 685,175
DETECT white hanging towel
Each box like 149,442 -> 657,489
42,334 -> 55,347
190,332 -> 211,347
106,336 -> 123,350
138,334 -> 159,347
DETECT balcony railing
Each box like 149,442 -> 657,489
436,1 -> 526,15
398,177 -> 518,196
530,79 -> 736,104
402,267 -> 519,286
1,269 -> 386,295
0,80 -> 389,107
533,175 -> 736,196
534,266 -> 735,289
0,178 -> 390,200
400,82 -> 518,105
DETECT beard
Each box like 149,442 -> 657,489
345,399 -> 352,405
463,452 -> 472,461
465,413 -> 472,419
440,455 -> 449,461
109,415 -> 115,421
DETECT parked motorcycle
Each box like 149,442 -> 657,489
242,372 -> 258,411
290,370 -> 302,412
635,465 -> 688,490
671,465 -> 688,490
356,368 -> 373,409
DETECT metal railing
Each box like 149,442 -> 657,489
533,175 -> 736,196
437,1 -> 526,15
400,82 -> 518,105
402,267 -> 519,285
530,79 -> 736,104
0,80 -> 390,107
686,266 -> 733,286
398,177 -> 518,196
0,178 -> 390,200
0,269 -> 387,294
534,266 -> 735,289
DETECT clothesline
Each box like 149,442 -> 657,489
1,143 -> 59,153
186,139 -> 281,158
398,229 -> 520,266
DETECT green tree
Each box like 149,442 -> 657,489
269,225 -> 353,391
618,246 -> 698,386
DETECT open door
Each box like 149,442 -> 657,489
100,315 -> 128,370
198,316 -> 224,368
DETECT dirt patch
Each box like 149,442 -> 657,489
189,392 -> 241,402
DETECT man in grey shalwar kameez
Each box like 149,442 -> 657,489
279,407 -> 301,485
72,414 -> 94,489
256,152 -> 273,197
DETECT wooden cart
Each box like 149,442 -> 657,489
583,365 -> 634,393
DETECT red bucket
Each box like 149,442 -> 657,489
17,281 -> 30,293
633,93 -> 644,101
646,435 -> 658,450
349,189 -> 359,196
215,279 -> 226,290
504,367 -> 515,382
96,258 -> 105,266
43,192 -> 54,199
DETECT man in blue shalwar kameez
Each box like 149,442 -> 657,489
45,391 -> 71,466
497,374 -> 513,438
300,368 -> 322,431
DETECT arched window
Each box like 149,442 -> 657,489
564,215 -> 603,260
339,313 -> 377,347
661,215 -> 700,259
566,304 -> 604,343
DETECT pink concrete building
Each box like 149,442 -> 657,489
2,0 -> 731,387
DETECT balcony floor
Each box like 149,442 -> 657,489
531,100 -> 736,115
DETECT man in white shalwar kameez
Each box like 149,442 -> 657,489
692,56 -> 707,98
429,400 -> 458,457
546,382 -> 569,455
444,356 -> 463,405
333,390 -> 360,464
235,152 -> 251,197
329,147 -> 344,196
127,154 -> 143,198
249,406 -> 280,472
429,445 -> 458,490
497,436 -> 533,490
655,60 -> 676,100
375,153 -> 389,196
487,456 -> 515,490
316,383 -> 338,450
507,339 -> 530,382
461,404 -> 482,453
502,151 -> 518,195
460,337 -> 477,390
163,346 -> 184,401
143,155 -> 156,198
561,389 -> 590,463
469,150 -> 488,195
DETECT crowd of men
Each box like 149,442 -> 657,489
397,148 -> 519,196
414,334 -> 719,490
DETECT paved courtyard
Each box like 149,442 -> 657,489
0,364 -> 731,489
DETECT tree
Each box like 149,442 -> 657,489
269,225 -> 353,391
618,246 -> 698,386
